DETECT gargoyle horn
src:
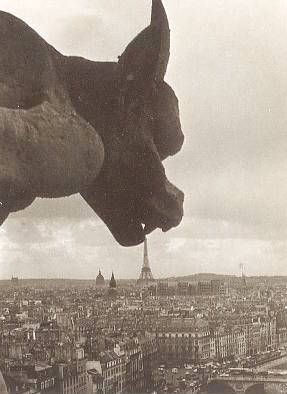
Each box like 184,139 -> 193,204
151,0 -> 170,81
119,0 -> 170,87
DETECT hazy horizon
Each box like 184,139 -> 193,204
1,0 -> 287,279
3,271 -> 285,281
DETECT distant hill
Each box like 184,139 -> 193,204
163,273 -> 287,284
163,273 -> 237,283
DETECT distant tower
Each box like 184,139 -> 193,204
107,272 -> 117,298
95,270 -> 105,288
136,238 -> 156,287
239,263 -> 247,287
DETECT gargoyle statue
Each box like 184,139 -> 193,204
0,0 -> 184,247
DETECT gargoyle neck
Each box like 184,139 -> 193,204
60,55 -> 121,133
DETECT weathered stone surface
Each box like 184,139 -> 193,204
0,103 -> 104,198
0,0 -> 184,247
0,371 -> 7,394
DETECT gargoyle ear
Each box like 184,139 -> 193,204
119,0 -> 170,88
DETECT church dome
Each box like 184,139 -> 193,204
96,270 -> 105,287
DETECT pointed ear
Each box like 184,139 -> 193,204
119,0 -> 170,89
151,0 -> 170,80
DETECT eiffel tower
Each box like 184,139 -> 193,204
136,237 -> 156,287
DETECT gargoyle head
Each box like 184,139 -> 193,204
81,0 -> 184,246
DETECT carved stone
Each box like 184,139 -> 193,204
0,0 -> 184,246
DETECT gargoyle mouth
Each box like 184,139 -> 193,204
82,180 -> 184,247
143,180 -> 184,235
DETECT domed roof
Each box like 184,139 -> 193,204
96,270 -> 105,287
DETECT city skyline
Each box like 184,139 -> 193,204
2,268 -> 285,394
1,0 -> 287,278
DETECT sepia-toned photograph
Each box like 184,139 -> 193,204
0,1 -> 286,393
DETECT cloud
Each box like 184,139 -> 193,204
149,237 -> 287,279
164,0 -> 287,240
167,238 -> 187,253
1,215 -> 287,279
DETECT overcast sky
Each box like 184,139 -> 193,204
1,0 -> 287,279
